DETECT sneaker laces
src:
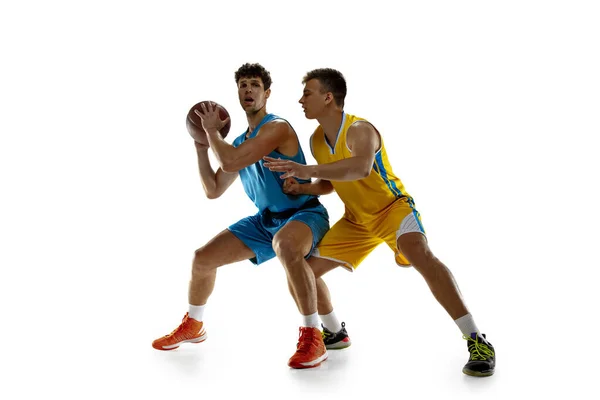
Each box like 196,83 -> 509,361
321,322 -> 345,340
321,327 -> 333,340
463,335 -> 494,361
163,314 -> 190,338
296,328 -> 317,354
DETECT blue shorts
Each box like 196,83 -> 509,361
228,203 -> 330,265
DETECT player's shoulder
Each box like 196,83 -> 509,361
346,114 -> 379,145
264,113 -> 292,127
261,116 -> 293,133
349,119 -> 372,128
265,118 -> 291,127
348,117 -> 376,134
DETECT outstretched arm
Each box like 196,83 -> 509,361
263,121 -> 380,182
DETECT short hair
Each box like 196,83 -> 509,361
302,68 -> 347,108
234,63 -> 272,90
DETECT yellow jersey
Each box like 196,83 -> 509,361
310,112 -> 413,224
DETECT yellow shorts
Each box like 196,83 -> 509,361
312,198 -> 426,270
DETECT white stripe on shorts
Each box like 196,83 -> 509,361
395,212 -> 425,242
311,249 -> 355,272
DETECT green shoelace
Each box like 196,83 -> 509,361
463,335 -> 495,361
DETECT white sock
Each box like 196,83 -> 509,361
188,304 -> 206,321
302,312 -> 320,328
319,310 -> 342,332
455,313 -> 480,337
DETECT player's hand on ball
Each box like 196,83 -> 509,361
194,102 -> 230,134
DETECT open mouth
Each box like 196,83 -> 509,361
244,97 -> 254,105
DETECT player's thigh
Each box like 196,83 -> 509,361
313,217 -> 382,271
272,220 -> 314,258
277,206 -> 331,258
222,214 -> 277,265
194,229 -> 256,266
307,256 -> 344,278
373,200 -> 426,267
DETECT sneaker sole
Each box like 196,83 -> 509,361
153,332 -> 207,351
288,351 -> 329,369
325,340 -> 351,350
462,368 -> 494,377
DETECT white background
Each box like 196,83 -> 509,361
1,0 -> 599,398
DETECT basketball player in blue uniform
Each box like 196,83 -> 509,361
152,63 -> 330,369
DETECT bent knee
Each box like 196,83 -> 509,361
272,237 -> 307,263
192,247 -> 217,273
398,235 -> 441,271
398,233 -> 430,259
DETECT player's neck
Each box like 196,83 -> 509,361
318,109 -> 344,143
246,108 -> 268,133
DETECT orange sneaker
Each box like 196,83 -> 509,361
152,313 -> 207,351
288,327 -> 328,369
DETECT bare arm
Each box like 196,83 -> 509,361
283,178 -> 334,196
309,122 -> 379,181
263,121 -> 380,182
195,143 -> 238,199
206,120 -> 290,173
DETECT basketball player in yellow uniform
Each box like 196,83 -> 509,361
263,68 -> 495,377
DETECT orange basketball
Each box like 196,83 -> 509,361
186,101 -> 231,145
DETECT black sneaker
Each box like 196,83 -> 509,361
463,333 -> 495,377
321,322 -> 351,350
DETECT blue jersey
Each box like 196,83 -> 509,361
232,114 -> 317,214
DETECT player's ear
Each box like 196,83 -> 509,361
325,92 -> 333,105
265,88 -> 271,99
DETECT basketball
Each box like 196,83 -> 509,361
186,101 -> 231,145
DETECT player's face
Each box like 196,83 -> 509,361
299,79 -> 328,119
238,77 -> 270,113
